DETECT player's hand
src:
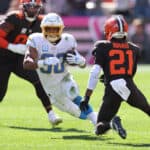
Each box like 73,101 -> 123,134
66,50 -> 85,66
7,43 -> 27,55
44,57 -> 60,65
80,96 -> 90,111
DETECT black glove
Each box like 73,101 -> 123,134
80,96 -> 90,111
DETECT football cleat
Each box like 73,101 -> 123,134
48,110 -> 63,127
110,116 -> 127,139
49,117 -> 63,127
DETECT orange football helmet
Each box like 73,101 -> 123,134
20,0 -> 42,22
104,15 -> 128,40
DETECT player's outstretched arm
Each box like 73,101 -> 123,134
23,46 -> 39,70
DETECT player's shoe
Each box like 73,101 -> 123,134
48,110 -> 63,127
110,116 -> 127,139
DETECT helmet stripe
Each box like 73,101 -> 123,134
117,16 -> 123,32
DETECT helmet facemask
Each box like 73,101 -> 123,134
22,2 -> 42,22
42,26 -> 64,43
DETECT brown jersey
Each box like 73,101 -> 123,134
92,39 -> 141,83
1,11 -> 43,45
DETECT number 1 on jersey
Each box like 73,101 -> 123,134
109,49 -> 133,75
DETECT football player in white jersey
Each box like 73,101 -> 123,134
23,13 -> 97,128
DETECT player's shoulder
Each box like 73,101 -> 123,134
94,40 -> 111,48
128,41 -> 139,49
28,33 -> 43,40
92,40 -> 110,56
61,33 -> 75,41
6,10 -> 24,20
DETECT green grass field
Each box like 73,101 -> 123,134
0,65 -> 150,150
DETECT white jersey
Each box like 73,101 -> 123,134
27,32 -> 77,91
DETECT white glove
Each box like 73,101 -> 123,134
44,57 -> 60,65
37,57 -> 60,68
66,50 -> 85,66
7,43 -> 27,55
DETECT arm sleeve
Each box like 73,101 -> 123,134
87,64 -> 101,90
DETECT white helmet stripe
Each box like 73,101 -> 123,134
117,16 -> 123,32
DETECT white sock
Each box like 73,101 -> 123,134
48,110 -> 57,121
87,112 -> 98,126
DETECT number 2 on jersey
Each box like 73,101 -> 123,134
109,49 -> 133,75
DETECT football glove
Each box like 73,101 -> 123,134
80,96 -> 90,111
66,50 -> 85,67
37,57 -> 60,68
44,57 -> 60,65
7,43 -> 27,55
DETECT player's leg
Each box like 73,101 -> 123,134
14,59 -> 62,126
127,82 -> 150,116
0,65 -> 11,101
60,75 -> 97,125
53,96 -> 97,126
96,86 -> 126,139
73,95 -> 97,125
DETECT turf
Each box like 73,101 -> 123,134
0,65 -> 150,150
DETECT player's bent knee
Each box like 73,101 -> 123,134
65,102 -> 81,118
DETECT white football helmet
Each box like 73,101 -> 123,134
40,13 -> 64,43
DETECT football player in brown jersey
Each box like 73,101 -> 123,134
80,15 -> 150,139
0,0 -> 62,127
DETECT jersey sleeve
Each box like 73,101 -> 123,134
5,12 -> 20,26
92,41 -> 106,67
26,34 -> 36,48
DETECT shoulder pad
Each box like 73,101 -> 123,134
6,11 -> 23,19
62,33 -> 75,41
128,42 -> 139,49
29,33 -> 42,39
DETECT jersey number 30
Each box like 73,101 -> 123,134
40,53 -> 65,74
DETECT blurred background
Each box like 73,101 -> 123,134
1,0 -> 150,64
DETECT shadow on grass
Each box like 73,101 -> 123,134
7,125 -> 112,141
8,125 -> 86,133
63,135 -> 112,141
108,142 -> 150,148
